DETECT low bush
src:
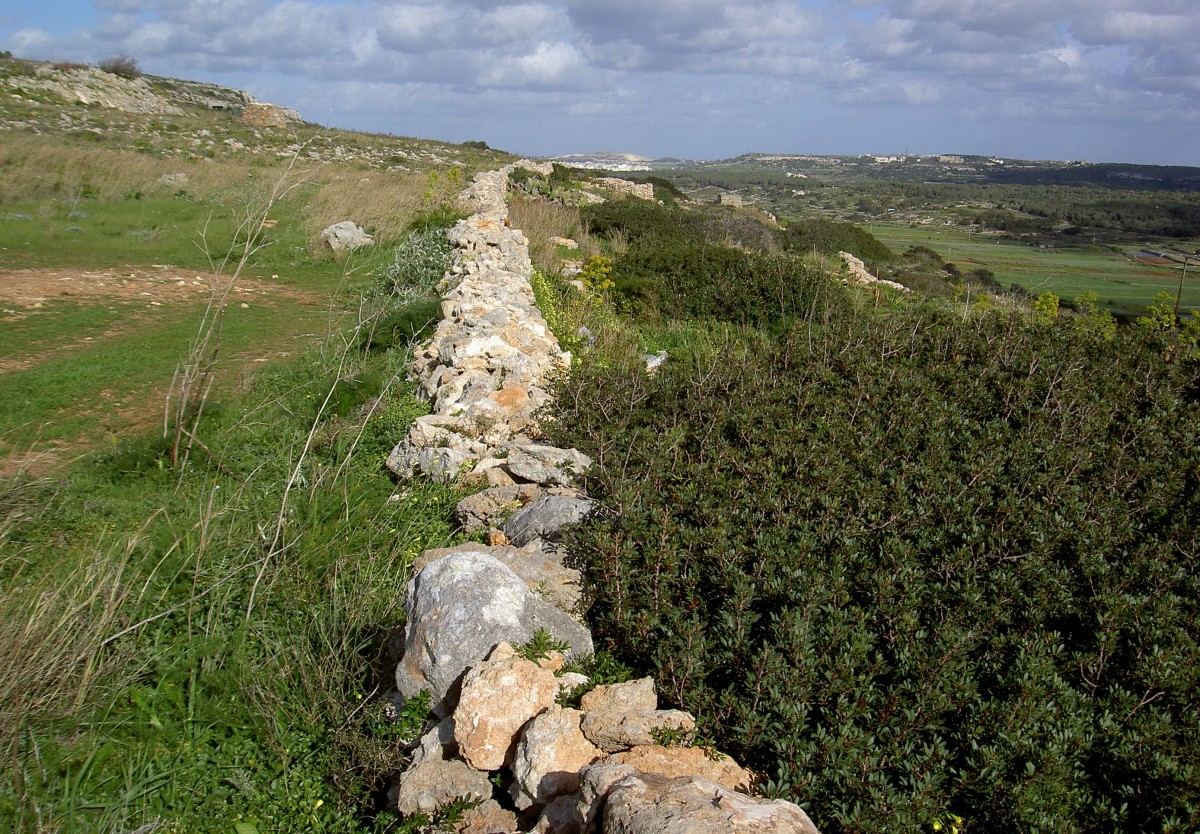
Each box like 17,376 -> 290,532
98,55 -> 141,79
550,305 -> 1200,833
782,217 -> 895,266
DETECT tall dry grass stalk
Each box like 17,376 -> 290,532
0,488 -> 140,768
508,195 -> 599,273
300,169 -> 428,246
0,133 -> 271,204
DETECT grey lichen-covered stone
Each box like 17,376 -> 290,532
532,794 -> 585,834
505,444 -> 593,487
408,715 -> 458,768
395,550 -> 592,717
419,540 -> 585,613
392,758 -> 491,817
455,483 -> 543,534
601,773 -> 822,834
504,493 -> 596,547
581,710 -> 696,754
577,763 -> 640,832
320,220 -> 374,253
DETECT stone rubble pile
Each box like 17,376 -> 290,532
839,251 -> 911,293
385,164 -> 822,833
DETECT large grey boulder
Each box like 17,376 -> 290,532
419,541 -> 585,614
601,773 -> 822,834
505,493 -> 595,547
320,220 -> 373,253
395,550 -> 592,716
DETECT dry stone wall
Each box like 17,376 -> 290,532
385,165 -> 821,833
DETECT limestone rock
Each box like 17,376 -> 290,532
457,799 -> 519,834
557,672 -> 590,701
601,773 -> 821,834
608,745 -> 753,793
412,542 -> 585,618
505,444 -> 593,487
504,493 -> 595,547
409,715 -> 458,768
532,794 -> 585,834
393,758 -> 491,816
395,551 -> 592,716
320,220 -> 374,253
454,655 -> 558,771
455,484 -> 543,534
511,705 -> 604,810
581,710 -> 696,754
579,678 -> 657,714
577,763 -> 640,832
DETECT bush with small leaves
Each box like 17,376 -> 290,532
98,55 -> 141,79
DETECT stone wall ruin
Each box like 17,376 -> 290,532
383,164 -> 822,833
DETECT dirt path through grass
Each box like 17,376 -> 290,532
0,265 -> 337,475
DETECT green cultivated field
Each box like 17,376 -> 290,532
865,223 -> 1200,314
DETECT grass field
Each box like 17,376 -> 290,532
866,223 -> 1200,315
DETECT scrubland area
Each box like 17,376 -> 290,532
1,55 -> 1198,833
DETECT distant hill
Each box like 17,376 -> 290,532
708,152 -> 1200,192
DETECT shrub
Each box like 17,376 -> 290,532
98,55 -> 141,79
549,306 -> 1200,833
782,217 -> 895,266
379,228 -> 453,302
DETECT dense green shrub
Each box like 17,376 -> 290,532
98,55 -> 141,79
782,217 -> 895,265
550,307 -> 1200,833
581,199 -> 835,327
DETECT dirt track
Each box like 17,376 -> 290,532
0,265 -> 331,476
0,264 -> 321,309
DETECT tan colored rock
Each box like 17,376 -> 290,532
511,705 -> 604,810
393,758 -> 491,816
455,655 -> 558,771
601,773 -> 821,834
456,798 -> 518,834
608,745 -> 753,792
453,484 -> 542,535
579,678 -> 656,714
581,710 -> 696,753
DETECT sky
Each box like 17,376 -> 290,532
1,0 -> 1198,166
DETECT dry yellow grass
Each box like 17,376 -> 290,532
300,169 -> 428,244
508,195 -> 599,273
0,133 -> 436,249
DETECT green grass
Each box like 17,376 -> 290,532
0,293 -> 464,833
865,223 -> 1200,314
0,297 -> 333,453
0,192 -> 398,291
0,300 -> 130,359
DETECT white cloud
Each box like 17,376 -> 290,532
1,0 -> 1198,163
